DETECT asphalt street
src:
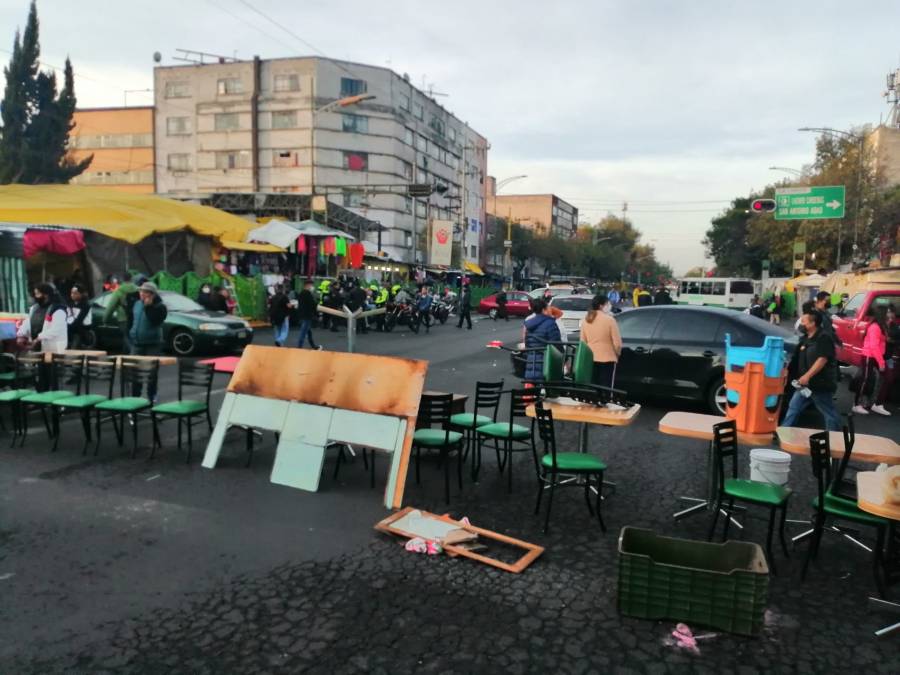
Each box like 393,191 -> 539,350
1,312 -> 899,674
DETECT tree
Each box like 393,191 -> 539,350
0,1 -> 91,184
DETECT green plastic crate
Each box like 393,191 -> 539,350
617,527 -> 769,636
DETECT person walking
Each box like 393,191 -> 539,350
579,294 -> 622,389
296,279 -> 322,350
874,305 -> 898,414
853,305 -> 889,416
268,284 -> 291,347
768,293 -> 783,325
781,309 -> 842,431
456,282 -> 473,329
129,282 -> 167,403
415,286 -> 433,333
495,287 -> 509,321
103,272 -> 139,352
608,287 -> 620,307
523,299 -> 561,383
653,286 -> 673,305
636,287 -> 653,307
632,285 -> 641,308
66,284 -> 93,349
348,281 -> 369,333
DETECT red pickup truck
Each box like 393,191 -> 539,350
832,289 -> 900,366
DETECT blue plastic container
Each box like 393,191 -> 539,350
725,334 -> 785,407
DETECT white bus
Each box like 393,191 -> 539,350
676,277 -> 755,310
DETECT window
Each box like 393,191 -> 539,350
470,245 -> 477,259
404,128 -> 414,145
655,313 -> 722,342
215,150 -> 250,170
416,134 -> 427,152
730,280 -> 754,295
716,320 -> 758,347
685,280 -> 701,294
404,231 -> 413,248
274,73 -> 300,92
429,115 -> 444,136
840,293 -> 866,319
615,311 -> 660,341
404,196 -> 412,213
449,127 -> 457,142
401,160 -> 413,181
700,281 -> 712,295
399,93 -> 410,111
343,190 -> 365,208
70,133 -> 152,149
271,110 -> 297,129
416,168 -> 427,183
868,294 -> 898,315
340,77 -> 367,97
552,297 -> 594,312
217,77 -> 243,95
341,113 -> 368,134
214,113 -> 240,131
164,81 -> 190,98
273,150 -> 298,168
166,116 -> 191,136
167,153 -> 190,171
416,201 -> 426,217
342,151 -> 368,171
413,102 -> 424,120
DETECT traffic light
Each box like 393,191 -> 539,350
750,198 -> 776,213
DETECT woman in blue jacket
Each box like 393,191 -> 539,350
523,299 -> 561,382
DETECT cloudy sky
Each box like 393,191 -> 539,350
2,0 -> 899,273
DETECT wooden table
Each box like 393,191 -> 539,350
777,427 -> 900,465
658,411 -> 775,522
42,350 -> 178,367
857,471 -> 900,637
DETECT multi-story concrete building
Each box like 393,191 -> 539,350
69,107 -> 154,193
488,187 -> 578,239
153,56 -> 489,266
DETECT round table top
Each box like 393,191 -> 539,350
856,471 -> 900,521
776,427 -> 900,465
658,411 -> 773,445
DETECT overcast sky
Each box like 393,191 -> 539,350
2,0 -> 899,274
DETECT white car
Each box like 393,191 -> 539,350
548,294 -> 594,343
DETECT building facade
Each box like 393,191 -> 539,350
69,107 -> 155,193
153,57 -> 489,265
488,191 -> 578,239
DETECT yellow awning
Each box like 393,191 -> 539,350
219,239 -> 284,253
0,184 -> 258,245
464,261 -> 485,276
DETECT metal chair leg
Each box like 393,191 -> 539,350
51,407 -> 61,452
543,474 -> 557,533
584,474 -> 595,516
766,507 -> 778,576
94,410 -> 102,456
130,413 -> 139,458
596,471 -> 607,533
722,498 -> 735,541
534,468 -> 545,515
779,504 -> 790,558
150,412 -> 160,459
186,415 -> 194,464
80,409 -> 91,455
442,448 -> 450,504
707,499 -> 721,541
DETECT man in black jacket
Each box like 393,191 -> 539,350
456,282 -> 473,329
269,284 -> 291,347
296,279 -> 322,350
348,281 -> 369,333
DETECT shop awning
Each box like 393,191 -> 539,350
285,219 -> 355,240
219,239 -> 284,253
464,261 -> 485,276
0,184 -> 258,245
247,220 -> 302,249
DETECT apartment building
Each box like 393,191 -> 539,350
69,107 -> 154,193
153,56 -> 489,265
488,189 -> 579,239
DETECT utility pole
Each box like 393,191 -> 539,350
460,143 -> 468,266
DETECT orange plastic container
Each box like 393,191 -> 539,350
724,362 -> 786,434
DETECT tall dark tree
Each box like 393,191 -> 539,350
0,1 -> 90,184
703,197 -> 770,276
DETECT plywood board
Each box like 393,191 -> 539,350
228,345 -> 427,418
375,507 -> 545,573
527,402 -> 641,427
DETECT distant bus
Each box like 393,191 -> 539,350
676,277 -> 755,310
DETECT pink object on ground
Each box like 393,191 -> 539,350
198,356 -> 242,374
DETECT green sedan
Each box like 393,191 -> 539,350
89,291 -> 254,357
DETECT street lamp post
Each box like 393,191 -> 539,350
768,166 -> 803,177
798,126 -> 867,268
493,175 -> 527,287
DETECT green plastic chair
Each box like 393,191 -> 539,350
18,354 -> 85,447
572,342 -> 594,385
533,401 -> 608,533
542,345 -> 564,383
51,356 -> 117,454
93,358 -> 159,457
474,389 -> 540,493
0,353 -> 42,443
412,393 -> 466,504
707,419 -> 792,575
449,380 -> 504,480
802,430 -> 889,596
150,361 -> 215,463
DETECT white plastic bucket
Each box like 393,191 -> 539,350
749,449 -> 791,486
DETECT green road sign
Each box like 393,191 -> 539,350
774,185 -> 845,220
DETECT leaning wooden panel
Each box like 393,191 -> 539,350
375,507 -> 545,573
228,345 -> 427,418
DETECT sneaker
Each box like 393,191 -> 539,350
871,404 -> 891,416
851,405 -> 870,415
316,345 -> 324,351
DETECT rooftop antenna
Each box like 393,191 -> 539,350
172,48 -> 238,65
